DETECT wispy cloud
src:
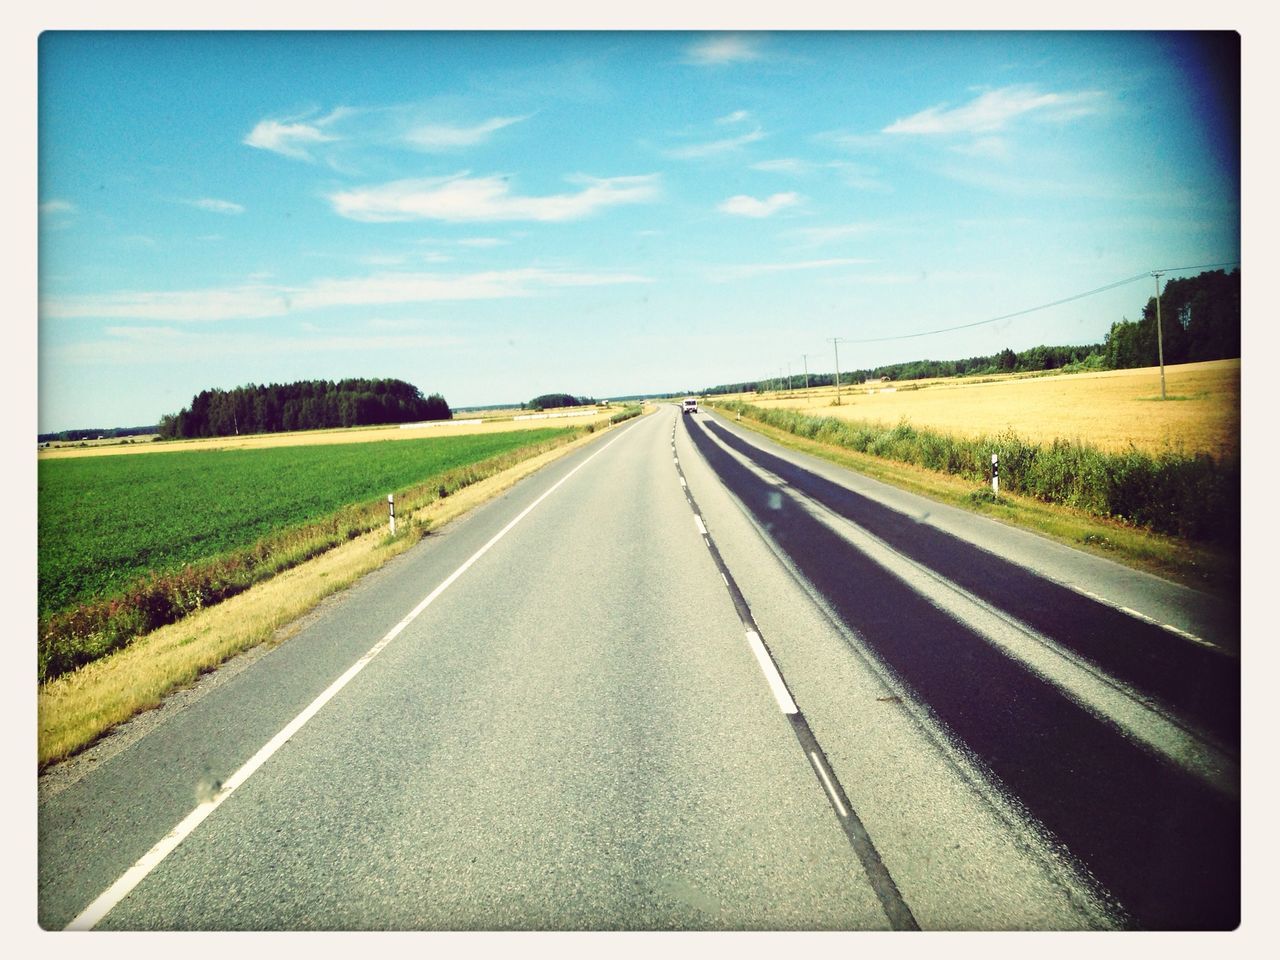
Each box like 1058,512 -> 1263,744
457,237 -> 509,247
41,267 -> 652,323
708,258 -> 874,282
57,326 -> 469,365
751,157 -> 887,191
184,197 -> 245,215
718,192 -> 801,218
665,127 -> 764,159
686,34 -> 763,66
786,223 -> 879,246
40,199 -> 76,216
243,108 -> 349,160
405,115 -> 530,151
716,110 -> 751,125
883,86 -> 1105,136
328,173 -> 660,223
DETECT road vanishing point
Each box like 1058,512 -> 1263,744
39,406 -> 1240,931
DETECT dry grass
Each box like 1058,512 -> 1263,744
38,405 -> 616,460
37,413 -> 644,768
734,360 -> 1239,459
719,409 -> 1238,597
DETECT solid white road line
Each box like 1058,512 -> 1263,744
745,630 -> 798,715
64,422 -> 638,931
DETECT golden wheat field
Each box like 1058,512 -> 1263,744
38,405 -> 620,460
730,360 -> 1240,459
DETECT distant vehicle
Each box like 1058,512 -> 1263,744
682,397 -> 698,415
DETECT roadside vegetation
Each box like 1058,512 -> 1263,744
711,400 -> 1238,596
38,411 -> 652,766
39,428 -> 574,682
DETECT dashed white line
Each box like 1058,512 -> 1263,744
745,630 -> 799,715
808,750 -> 848,817
693,514 -> 707,536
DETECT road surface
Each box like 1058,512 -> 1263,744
39,406 -> 1239,930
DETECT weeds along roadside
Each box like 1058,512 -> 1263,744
38,420 -> 637,684
711,400 -> 1238,590
39,412 -> 648,768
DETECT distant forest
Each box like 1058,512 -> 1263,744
157,378 -> 451,439
702,268 -> 1240,395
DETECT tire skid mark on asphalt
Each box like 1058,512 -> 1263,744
694,420 -> 1237,797
700,418 -> 1239,749
671,410 -> 919,933
683,412 -> 1239,931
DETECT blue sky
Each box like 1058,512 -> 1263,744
37,31 -> 1240,432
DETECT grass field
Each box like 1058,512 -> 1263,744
732,360 -> 1239,459
37,416 -> 644,767
39,404 -> 616,460
39,428 -> 569,617
38,426 -> 590,682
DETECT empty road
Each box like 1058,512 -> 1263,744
39,406 -> 1239,930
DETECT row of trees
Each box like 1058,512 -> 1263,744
525,393 -> 596,411
157,379 -> 451,439
701,268 -> 1240,395
1104,269 -> 1240,370
38,425 -> 159,443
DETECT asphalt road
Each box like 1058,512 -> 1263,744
38,406 -> 1239,931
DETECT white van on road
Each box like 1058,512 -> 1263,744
681,398 -> 698,415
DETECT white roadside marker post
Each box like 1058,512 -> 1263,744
991,453 -> 999,497
388,493 -> 396,535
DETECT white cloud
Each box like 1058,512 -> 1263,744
787,223 -> 878,246
717,192 -> 801,218
716,110 -> 751,125
708,258 -> 874,282
58,326 -> 469,365
185,197 -> 245,215
949,137 -> 1011,159
405,115 -> 529,150
686,34 -> 763,65
665,128 -> 764,159
328,173 -> 660,223
39,199 -> 76,215
40,267 -> 651,323
751,157 -> 811,175
243,109 -> 348,160
883,86 -> 1105,136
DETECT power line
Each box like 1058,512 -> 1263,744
839,260 -> 1239,346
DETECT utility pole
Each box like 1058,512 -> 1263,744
787,362 -> 793,392
829,338 -> 845,405
1152,270 -> 1167,400
802,354 -> 810,390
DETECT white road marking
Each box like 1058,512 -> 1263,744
698,424 -> 1238,795
64,422 -> 638,931
693,515 -> 707,535
745,630 -> 798,715
809,750 -> 848,817
679,477 -> 687,488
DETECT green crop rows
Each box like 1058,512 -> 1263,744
38,429 -> 568,618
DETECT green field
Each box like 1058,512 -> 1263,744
39,428 -> 569,619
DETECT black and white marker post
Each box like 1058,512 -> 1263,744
388,493 -> 396,535
991,453 -> 999,497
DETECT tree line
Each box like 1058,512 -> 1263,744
700,268 -> 1240,395
157,378 -> 451,439
525,393 -> 597,411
